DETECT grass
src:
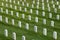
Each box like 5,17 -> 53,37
0,0 -> 60,40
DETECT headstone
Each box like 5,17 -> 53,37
28,15 -> 31,21
0,15 -> 2,21
10,4 -> 12,8
10,0 -> 12,3
25,23 -> 29,30
42,3 -> 44,10
20,7 -> 22,11
6,0 -> 8,2
43,19 -> 46,25
5,17 -> 8,23
12,32 -> 16,40
18,21 -> 21,28
56,1 -> 59,5
1,8 -> 3,12
51,21 -> 54,27
16,12 -> 19,17
36,5 -> 39,9
18,1 -> 20,5
11,11 -> 13,16
22,2 -> 24,6
32,4 -> 34,8
6,3 -> 8,7
22,35 -> 26,40
22,14 -> 25,19
42,11 -> 45,17
48,7 -> 50,12
36,10 -> 39,15
4,29 -> 8,37
2,2 -> 4,6
30,9 -> 32,14
24,8 -> 27,12
35,17 -> 38,23
53,31 -> 57,40
6,9 -> 8,14
13,0 -> 15,4
15,6 -> 17,10
26,3 -> 29,7
34,26 -> 37,33
33,0 -> 35,4
12,19 -> 14,25
54,8 -> 57,13
43,28 -> 47,36
42,0 -> 44,2
56,15 -> 59,20
49,13 -> 52,18
53,4 -> 55,8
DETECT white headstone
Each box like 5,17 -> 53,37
11,11 -> 13,16
20,7 -> 22,11
16,12 -> 19,17
22,35 -> 26,40
57,1 -> 59,5
54,8 -> 57,13
32,4 -> 34,8
35,17 -> 38,23
36,10 -> 39,15
6,0 -> 8,2
25,23 -> 29,30
15,6 -> 17,10
34,26 -> 37,33
53,4 -> 55,8
43,19 -> 46,25
18,1 -> 20,5
10,4 -> 12,8
22,14 -> 25,19
56,15 -> 59,20
9,0 -> 12,3
5,17 -> 8,23
0,15 -> 2,21
18,21 -> 21,28
13,0 -> 15,4
51,21 -> 54,27
53,31 -> 57,40
36,5 -> 39,9
30,9 -> 32,14
4,29 -> 8,37
2,2 -> 4,6
6,3 -> 8,7
24,8 -> 27,12
6,9 -> 8,14
42,11 -> 45,17
28,15 -> 31,21
12,19 -> 14,25
33,0 -> 35,4
43,28 -> 47,36
42,0 -> 44,2
49,13 -> 52,18
1,8 -> 3,12
26,3 -> 29,7
12,32 -> 16,40
22,2 -> 24,6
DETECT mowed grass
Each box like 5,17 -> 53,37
0,0 -> 60,40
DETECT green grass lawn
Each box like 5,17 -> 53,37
0,0 -> 60,40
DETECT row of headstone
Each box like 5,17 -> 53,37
4,29 -> 26,40
0,15 -> 56,28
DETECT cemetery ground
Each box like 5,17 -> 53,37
0,0 -> 60,40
